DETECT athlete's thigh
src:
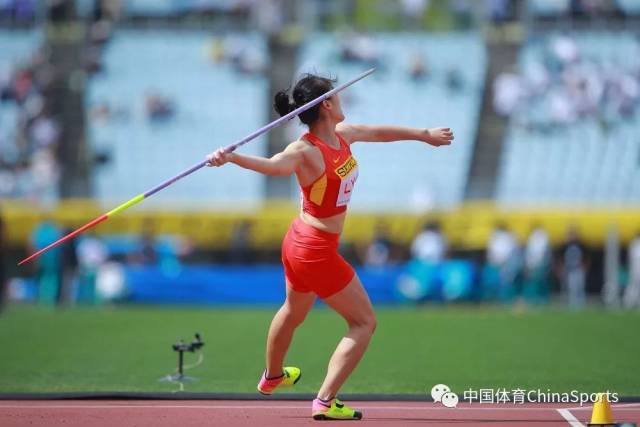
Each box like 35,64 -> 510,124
322,275 -> 375,326
284,279 -> 317,319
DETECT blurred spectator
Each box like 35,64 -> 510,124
12,67 -> 32,103
486,223 -> 521,301
235,49 -> 266,75
84,45 -> 104,75
30,219 -> 62,305
557,226 -> 589,309
365,223 -> 393,267
340,32 -> 379,68
140,226 -> 158,265
400,0 -> 429,29
408,52 -> 429,82
30,148 -> 59,203
524,60 -> 551,96
522,225 -> 551,304
570,0 -> 588,16
493,70 -> 525,117
550,34 -> 579,68
549,88 -> 577,126
623,232 -> 640,308
0,0 -> 35,23
227,36 -> 266,75
90,103 -> 112,123
602,225 -> 621,308
445,67 -> 464,92
76,233 -> 108,305
0,212 -> 6,313
89,19 -> 114,46
89,101 -> 129,124
229,220 -> 252,263
410,221 -> 447,264
0,44 -> 60,201
94,0 -> 121,22
129,220 -> 158,265
58,228 -> 78,307
451,0 -> 473,29
251,0 -> 284,35
30,114 -> 60,148
209,36 -> 266,75
209,37 -> 226,63
144,91 -> 175,122
570,0 -> 617,18
486,0 -> 515,25
495,34 -> 640,132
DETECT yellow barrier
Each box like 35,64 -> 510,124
2,199 -> 639,250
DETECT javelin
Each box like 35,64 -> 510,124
18,68 -> 376,266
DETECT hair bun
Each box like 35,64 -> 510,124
274,90 -> 295,117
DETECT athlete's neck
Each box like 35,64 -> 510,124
309,120 -> 339,148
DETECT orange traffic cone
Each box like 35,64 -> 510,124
588,393 -> 615,426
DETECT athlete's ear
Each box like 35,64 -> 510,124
322,99 -> 332,110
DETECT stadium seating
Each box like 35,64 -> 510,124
617,0 -> 640,15
529,0 -> 570,17
0,29 -> 38,64
88,29 -> 268,208
496,32 -> 640,205
299,32 -> 487,210
121,0 -> 239,17
0,30 -> 41,150
90,31 -> 486,211
0,29 -> 41,196
3,29 -> 486,211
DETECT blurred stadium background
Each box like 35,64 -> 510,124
1,0 -> 640,396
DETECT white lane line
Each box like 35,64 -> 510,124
0,405 -> 294,410
568,402 -> 640,410
0,404 -> 600,411
557,409 -> 586,427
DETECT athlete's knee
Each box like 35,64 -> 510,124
348,312 -> 377,336
280,304 -> 309,327
369,315 -> 378,334
366,314 -> 377,335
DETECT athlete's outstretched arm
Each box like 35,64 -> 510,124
336,123 -> 454,147
206,141 -> 304,176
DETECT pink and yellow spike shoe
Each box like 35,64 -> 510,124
312,397 -> 363,421
256,367 -> 301,395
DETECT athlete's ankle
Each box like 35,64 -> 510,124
265,369 -> 285,380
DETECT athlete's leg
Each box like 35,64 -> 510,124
265,281 -> 316,377
316,275 -> 376,400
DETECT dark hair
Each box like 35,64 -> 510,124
274,73 -> 336,126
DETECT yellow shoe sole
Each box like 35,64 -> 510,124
312,410 -> 363,421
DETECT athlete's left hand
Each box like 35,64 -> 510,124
424,128 -> 454,147
206,148 -> 235,167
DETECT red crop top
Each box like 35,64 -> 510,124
300,132 -> 359,218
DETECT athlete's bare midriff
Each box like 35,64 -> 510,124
300,210 -> 347,235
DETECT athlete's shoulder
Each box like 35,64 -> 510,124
335,123 -> 357,144
283,138 -> 318,161
290,136 -> 325,153
287,138 -> 314,152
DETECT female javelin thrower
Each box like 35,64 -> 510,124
206,74 -> 453,420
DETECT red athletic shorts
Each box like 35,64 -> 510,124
281,218 -> 355,298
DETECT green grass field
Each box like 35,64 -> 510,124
0,305 -> 638,395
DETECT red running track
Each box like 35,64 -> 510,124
0,400 -> 639,427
